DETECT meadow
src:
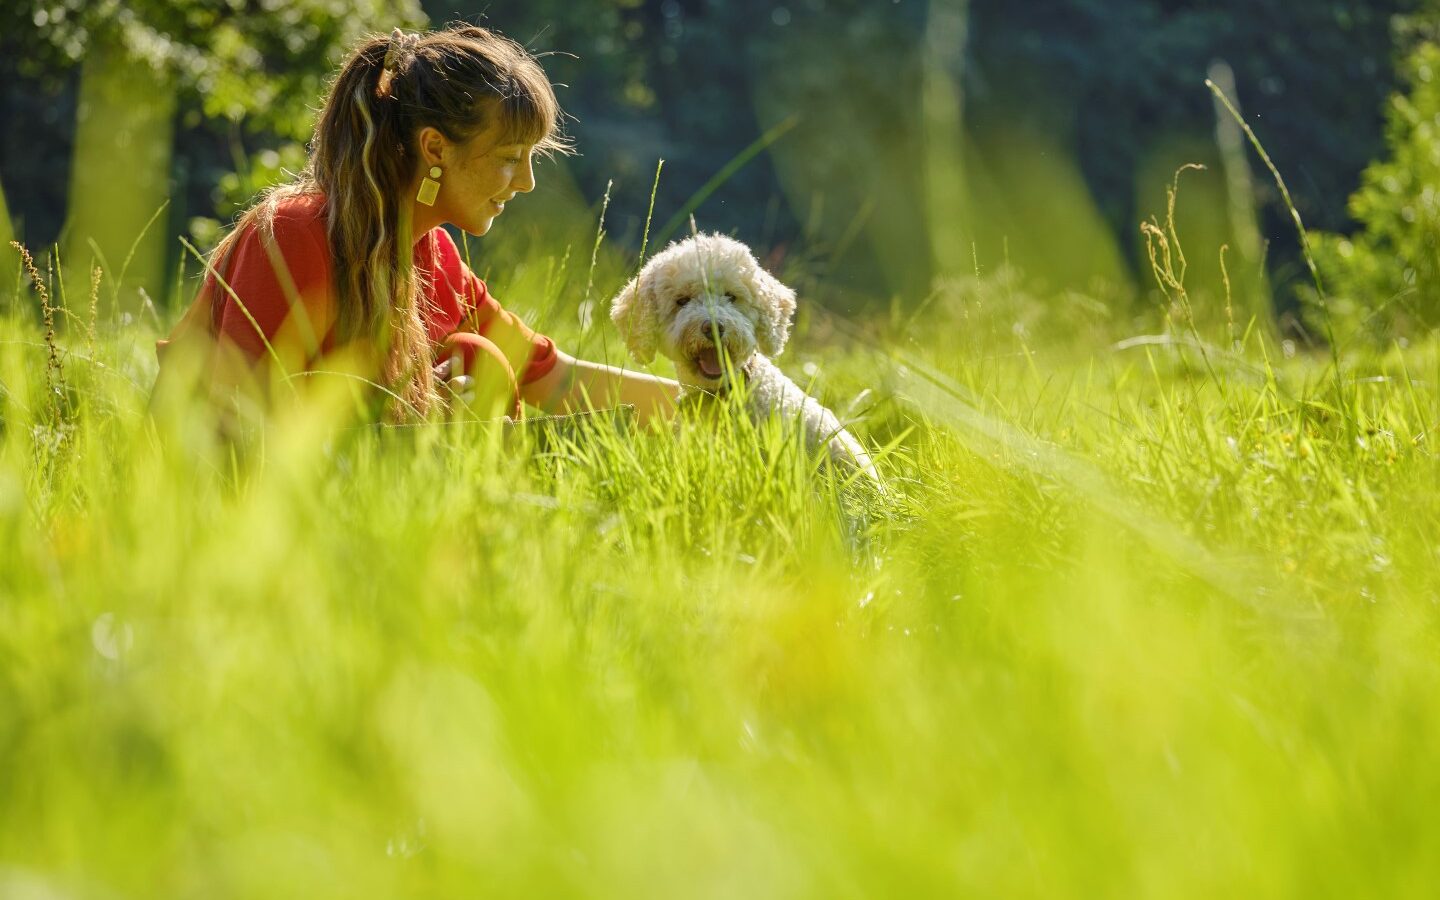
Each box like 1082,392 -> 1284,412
1,194 -> 1439,900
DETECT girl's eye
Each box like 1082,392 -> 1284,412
676,296 -> 691,307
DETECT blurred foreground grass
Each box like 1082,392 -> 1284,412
1,245 -> 1438,898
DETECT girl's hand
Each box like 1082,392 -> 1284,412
434,357 -> 476,406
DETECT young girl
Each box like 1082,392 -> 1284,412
153,25 -> 679,428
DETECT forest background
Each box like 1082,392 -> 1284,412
2,0 -> 1436,340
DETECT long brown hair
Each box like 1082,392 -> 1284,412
208,24 -> 571,421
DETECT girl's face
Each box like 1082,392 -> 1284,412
431,122 -> 537,236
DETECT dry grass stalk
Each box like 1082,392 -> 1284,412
87,264 -> 102,360
10,241 -> 64,387
10,241 -> 69,432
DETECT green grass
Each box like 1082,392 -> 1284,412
1,241 -> 1439,898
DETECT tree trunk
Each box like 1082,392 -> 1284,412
922,0 -> 972,278
63,36 -> 176,317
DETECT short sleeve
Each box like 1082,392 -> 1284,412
457,275 -> 558,385
426,229 -> 559,386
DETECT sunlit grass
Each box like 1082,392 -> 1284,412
1,231 -> 1438,898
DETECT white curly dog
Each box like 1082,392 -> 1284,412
611,234 -> 880,486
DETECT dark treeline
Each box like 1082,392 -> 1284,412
0,0 -> 1429,311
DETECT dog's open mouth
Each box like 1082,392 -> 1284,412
694,345 -> 724,379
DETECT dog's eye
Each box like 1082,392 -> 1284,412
723,293 -> 735,303
676,296 -> 691,307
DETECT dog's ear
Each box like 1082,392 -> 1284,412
610,273 -> 657,364
752,266 -> 797,357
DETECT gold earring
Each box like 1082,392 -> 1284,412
417,166 -> 441,206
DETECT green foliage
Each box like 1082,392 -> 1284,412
1310,40 -> 1440,343
0,0 -> 424,280
5,0 -> 425,139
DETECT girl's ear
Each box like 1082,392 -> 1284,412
752,267 -> 797,358
416,126 -> 447,169
610,273 -> 657,364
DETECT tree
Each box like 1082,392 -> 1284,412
1309,37 -> 1440,342
1,0 -> 423,309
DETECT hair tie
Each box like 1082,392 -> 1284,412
377,28 -> 415,98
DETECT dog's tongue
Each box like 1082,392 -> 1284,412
697,346 -> 723,378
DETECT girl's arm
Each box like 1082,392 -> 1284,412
520,350 -> 680,425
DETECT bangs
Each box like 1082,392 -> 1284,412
408,25 -> 577,157
492,69 -> 573,158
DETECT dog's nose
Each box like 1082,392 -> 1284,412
705,321 -> 725,340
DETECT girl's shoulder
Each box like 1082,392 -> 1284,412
265,193 -> 329,243
224,192 -> 331,280
270,191 -> 327,218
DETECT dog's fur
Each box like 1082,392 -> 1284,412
611,234 -> 880,485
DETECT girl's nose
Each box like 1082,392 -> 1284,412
513,156 -> 536,193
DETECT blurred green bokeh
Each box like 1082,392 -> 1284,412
3,216 -> 1440,895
